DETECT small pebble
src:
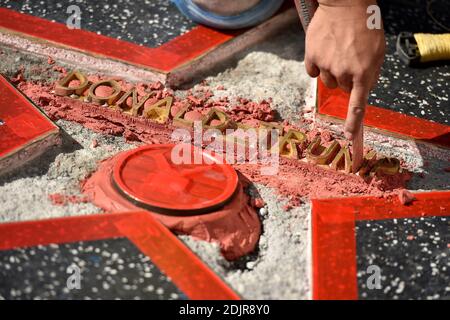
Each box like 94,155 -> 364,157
259,207 -> 268,216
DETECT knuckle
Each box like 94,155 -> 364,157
351,105 -> 366,116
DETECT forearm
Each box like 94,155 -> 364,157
295,0 -> 378,31
301,0 -> 385,143
294,0 -> 318,31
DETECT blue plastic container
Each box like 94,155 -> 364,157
172,0 -> 285,29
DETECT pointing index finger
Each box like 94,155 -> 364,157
344,84 -> 369,140
345,83 -> 369,173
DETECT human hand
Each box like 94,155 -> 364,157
305,0 -> 385,140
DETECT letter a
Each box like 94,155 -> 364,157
66,264 -> 81,290
366,265 -> 382,290
367,5 -> 382,30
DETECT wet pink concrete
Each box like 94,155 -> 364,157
82,154 -> 261,260
19,76 -> 411,206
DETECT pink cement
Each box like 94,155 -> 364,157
19,78 -> 411,208
81,155 -> 261,260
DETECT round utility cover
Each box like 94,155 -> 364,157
112,144 -> 239,215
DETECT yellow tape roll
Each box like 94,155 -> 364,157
414,33 -> 450,63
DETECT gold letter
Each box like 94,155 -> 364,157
276,130 -> 307,159
114,88 -> 152,116
330,145 -> 352,173
370,157 -> 400,176
306,137 -> 340,165
88,80 -> 122,105
143,96 -> 173,123
173,104 -> 199,128
202,108 -> 234,132
55,70 -> 90,96
357,150 -> 377,176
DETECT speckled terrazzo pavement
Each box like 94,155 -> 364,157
356,216 -> 450,300
0,0 -> 196,47
370,0 -> 450,125
0,238 -> 186,300
0,0 -> 448,301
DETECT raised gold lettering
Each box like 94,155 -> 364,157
114,88 -> 152,116
202,108 -> 233,132
88,80 -> 122,105
55,70 -> 90,96
330,145 -> 352,173
306,138 -> 340,165
143,96 -> 173,123
277,130 -> 307,159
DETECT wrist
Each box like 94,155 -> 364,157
317,0 -> 380,23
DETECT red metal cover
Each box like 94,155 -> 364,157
112,144 -> 239,215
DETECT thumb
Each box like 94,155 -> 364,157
344,84 -> 369,140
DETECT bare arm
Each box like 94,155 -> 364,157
295,0 -> 385,171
